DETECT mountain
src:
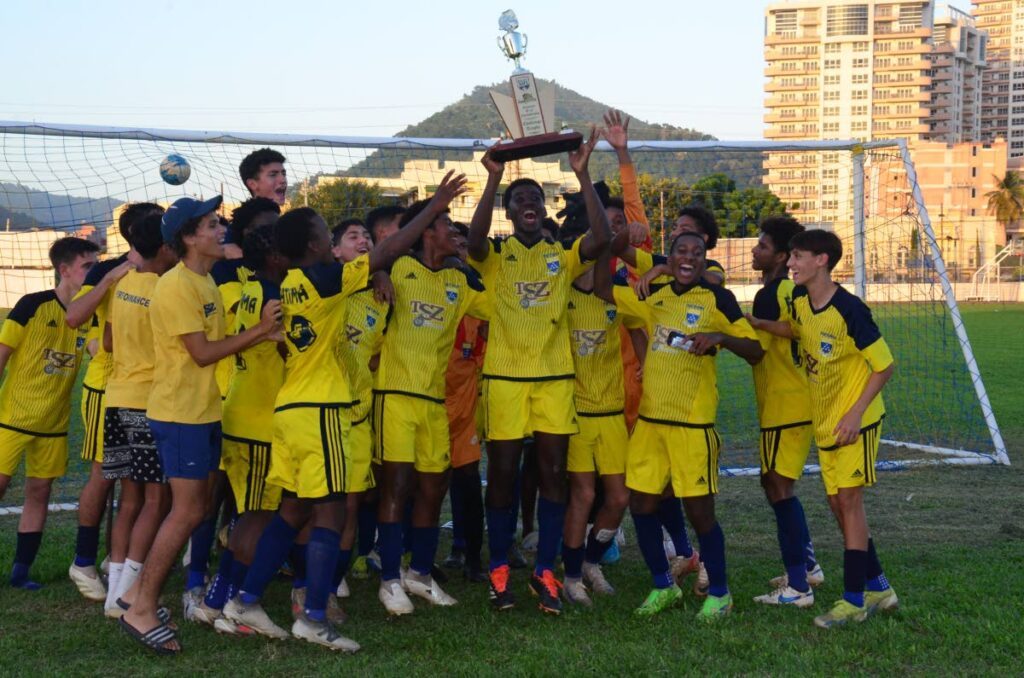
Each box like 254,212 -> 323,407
0,204 -> 41,231
0,182 -> 122,230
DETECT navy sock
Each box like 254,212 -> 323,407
656,498 -> 693,558
203,548 -> 234,609
333,548 -> 352,590
410,526 -> 440,576
865,538 -> 890,591
74,525 -> 100,567
793,498 -> 818,570
772,498 -> 809,592
534,497 -> 565,576
696,523 -> 728,598
228,559 -> 248,601
289,542 -> 308,589
509,468 -> 522,540
449,478 -> 466,550
401,499 -> 414,555
486,507 -> 513,570
10,532 -> 43,589
239,514 -> 297,603
562,545 -> 584,579
304,527 -> 341,621
584,528 -> 614,566
356,500 -> 378,556
458,469 -> 484,567
378,522 -> 403,582
843,549 -> 867,607
631,513 -> 672,589
186,518 -> 217,590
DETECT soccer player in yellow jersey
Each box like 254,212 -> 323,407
751,229 -> 897,629
631,205 -> 727,294
373,199 -> 490,616
224,172 -> 468,651
467,130 -> 611,615
746,216 -> 823,609
613,232 -> 764,621
0,237 -> 97,590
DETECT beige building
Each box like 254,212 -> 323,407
928,5 -> 987,143
972,0 -> 1024,163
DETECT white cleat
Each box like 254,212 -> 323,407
68,563 -> 107,602
563,577 -> 592,607
403,572 -> 457,606
769,563 -> 825,589
581,562 -> 615,596
694,561 -> 710,598
521,531 -> 539,553
292,614 -> 360,653
182,587 -> 207,623
327,593 -> 347,625
223,597 -> 290,640
213,615 -> 255,636
336,577 -> 350,599
379,579 -> 415,615
753,584 -> 815,608
99,556 -> 110,576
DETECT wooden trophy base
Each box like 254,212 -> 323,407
490,131 -> 583,162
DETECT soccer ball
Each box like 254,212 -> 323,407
159,154 -> 191,185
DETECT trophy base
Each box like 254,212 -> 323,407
490,131 -> 583,162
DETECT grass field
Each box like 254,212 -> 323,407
0,304 -> 1022,675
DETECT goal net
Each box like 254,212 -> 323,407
0,121 -> 1008,511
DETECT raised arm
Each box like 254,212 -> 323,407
65,260 -> 133,328
604,110 -> 650,238
593,249 -> 614,303
469,150 -> 505,262
571,127 -> 612,261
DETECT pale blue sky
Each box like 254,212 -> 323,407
0,0 -> 972,140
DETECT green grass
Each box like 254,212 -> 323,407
0,304 -> 1022,675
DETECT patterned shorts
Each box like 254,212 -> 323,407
102,408 -> 164,484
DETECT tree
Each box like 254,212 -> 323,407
984,171 -> 1024,234
603,173 -> 692,247
690,173 -> 736,214
720,188 -> 789,237
298,178 -> 390,225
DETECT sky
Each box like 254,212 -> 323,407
1,0 -> 973,141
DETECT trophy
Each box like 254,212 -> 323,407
488,10 -> 582,162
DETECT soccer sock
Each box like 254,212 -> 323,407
228,559 -> 248,601
105,562 -> 124,610
74,525 -> 100,568
356,500 -> 378,556
865,538 -> 890,591
562,545 -> 584,579
843,549 -> 868,607
304,527 -> 341,622
240,514 -> 298,603
631,512 -> 673,589
534,496 -> 565,576
204,548 -> 234,609
696,522 -> 729,598
401,499 -> 414,555
459,469 -> 484,568
378,521 -> 403,582
289,542 -> 308,590
656,498 -> 694,558
115,558 -> 143,602
10,531 -> 43,589
449,477 -> 466,551
186,518 -> 217,590
486,506 -> 513,570
333,549 -> 352,590
410,526 -> 440,577
584,527 -> 615,566
793,498 -> 818,570
772,497 -> 809,592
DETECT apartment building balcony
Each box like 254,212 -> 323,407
764,95 -> 818,107
765,80 -> 817,91
765,174 -> 814,184
873,123 -> 930,135
762,156 -> 817,169
764,63 -> 819,76
876,107 -> 931,119
764,111 -> 819,123
874,58 -> 933,71
765,32 -> 819,45
766,128 -> 819,139
874,75 -> 933,87
873,26 -> 932,38
764,46 -> 819,60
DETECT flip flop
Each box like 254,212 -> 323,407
116,598 -> 176,630
118,617 -> 180,656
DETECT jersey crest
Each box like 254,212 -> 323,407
685,304 -> 703,328
287,315 -> 317,351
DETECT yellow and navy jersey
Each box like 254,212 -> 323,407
470,235 -> 592,381
276,254 -> 370,409
751,276 -> 811,430
212,259 -> 254,397
626,250 -> 727,287
0,290 -> 88,435
340,287 -> 390,422
566,285 -> 641,415
376,256 -> 490,402
790,285 -> 894,450
614,281 -> 756,426
78,254 -> 128,391
105,271 -> 159,411
223,277 -> 285,442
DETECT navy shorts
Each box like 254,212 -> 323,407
148,419 -> 222,480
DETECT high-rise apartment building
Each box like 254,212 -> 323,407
972,0 -> 1024,161
929,6 -> 987,143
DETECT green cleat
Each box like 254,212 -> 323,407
814,599 -> 868,628
696,593 -> 733,622
350,556 -> 369,580
864,587 -> 899,615
635,585 -> 683,616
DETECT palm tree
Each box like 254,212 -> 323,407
984,171 -> 1024,237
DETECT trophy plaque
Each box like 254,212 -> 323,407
488,10 -> 582,162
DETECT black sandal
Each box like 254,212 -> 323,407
116,598 -> 176,629
118,617 -> 180,656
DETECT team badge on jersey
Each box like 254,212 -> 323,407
685,304 -> 703,328
411,300 -> 445,328
605,305 -> 617,323
203,302 -> 218,317
543,251 -> 560,275
514,281 -> 550,308
445,283 -> 459,304
287,315 -> 317,351
819,332 -> 836,358
572,329 -> 606,357
366,313 -> 377,328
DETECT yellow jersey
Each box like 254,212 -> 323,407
751,276 -> 811,430
790,285 -> 894,450
77,254 -> 128,391
375,256 -> 490,403
147,262 -> 226,424
614,281 -> 757,426
470,235 -> 591,381
0,290 -> 88,435
105,271 -> 159,411
212,259 -> 254,397
340,287 -> 389,421
276,255 -> 370,410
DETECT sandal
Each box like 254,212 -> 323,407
118,617 -> 180,655
116,598 -> 176,630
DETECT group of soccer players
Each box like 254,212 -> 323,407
0,111 -> 899,655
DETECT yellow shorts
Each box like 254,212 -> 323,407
80,385 -> 105,463
568,413 -> 628,475
759,423 -> 812,481
482,378 -> 577,441
222,435 -> 282,513
0,425 -> 68,479
373,393 -> 450,473
819,420 -> 882,496
267,405 -> 353,499
348,414 -> 375,492
626,419 -> 720,498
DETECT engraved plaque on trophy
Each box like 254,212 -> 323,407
488,10 -> 583,162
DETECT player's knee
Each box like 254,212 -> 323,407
604,485 -> 629,514
24,477 -> 54,504
0,474 -> 11,499
569,479 -> 595,508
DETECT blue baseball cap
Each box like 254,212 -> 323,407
161,196 -> 224,243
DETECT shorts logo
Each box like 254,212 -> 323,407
286,315 -> 317,352
445,284 -> 459,304
571,329 -> 607,356
514,281 -> 550,308
651,324 -> 684,352
851,469 -> 863,478
41,348 -> 76,374
819,332 -> 836,359
411,300 -> 445,328
697,475 -> 707,485
346,323 -> 363,344
685,304 -> 703,328
203,302 -> 217,317
544,252 -> 560,275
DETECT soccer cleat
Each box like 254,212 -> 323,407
404,572 -> 457,606
581,562 -> 615,595
813,599 -> 868,629
186,600 -> 226,627
223,597 -> 290,640
864,587 -> 899,615
213,615 -> 255,636
292,614 -> 360,653
182,586 -> 206,624
528,569 -> 563,615
378,579 -> 414,615
336,577 -> 350,599
769,562 -> 825,589
442,549 -> 465,570
521,531 -> 539,553
68,563 -> 107,602
507,544 -> 528,570
563,577 -> 592,607
693,561 -> 710,598
365,549 -> 382,573
488,564 -> 516,611
600,540 -> 621,565
99,555 -> 110,576
696,593 -> 734,622
669,552 -> 701,586
350,555 -> 370,580
634,585 -> 683,616
753,584 -> 815,608
327,593 -> 348,624
463,562 -> 487,583
290,587 -> 306,621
